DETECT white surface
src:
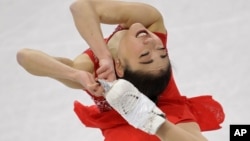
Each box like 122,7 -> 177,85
1,0 -> 250,141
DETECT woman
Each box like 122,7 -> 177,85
17,0 -> 224,141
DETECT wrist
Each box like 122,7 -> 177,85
94,48 -> 112,60
68,69 -> 81,83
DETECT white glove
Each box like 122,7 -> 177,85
98,79 -> 166,134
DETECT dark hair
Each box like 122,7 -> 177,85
120,64 -> 172,103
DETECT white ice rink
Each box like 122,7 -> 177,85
1,0 -> 250,141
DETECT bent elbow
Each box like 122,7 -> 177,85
69,0 -> 85,14
16,48 -> 30,67
69,1 -> 78,14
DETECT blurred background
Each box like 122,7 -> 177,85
1,0 -> 250,140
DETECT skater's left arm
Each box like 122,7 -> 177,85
156,121 -> 208,141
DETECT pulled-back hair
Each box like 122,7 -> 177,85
120,64 -> 172,103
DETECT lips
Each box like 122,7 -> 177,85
136,29 -> 148,38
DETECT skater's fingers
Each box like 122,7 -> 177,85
87,82 -> 104,97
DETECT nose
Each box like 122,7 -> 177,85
143,36 -> 156,49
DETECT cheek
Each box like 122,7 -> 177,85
118,38 -> 144,64
119,42 -> 141,59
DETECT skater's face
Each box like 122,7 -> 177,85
114,23 -> 170,77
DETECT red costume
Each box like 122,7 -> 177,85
74,26 -> 225,141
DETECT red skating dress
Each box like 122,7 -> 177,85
73,26 -> 225,141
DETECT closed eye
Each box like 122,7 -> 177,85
139,60 -> 153,64
139,52 -> 149,58
157,47 -> 165,50
157,47 -> 168,58
160,54 -> 167,58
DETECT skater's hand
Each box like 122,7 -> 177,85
97,57 -> 116,82
75,71 -> 104,97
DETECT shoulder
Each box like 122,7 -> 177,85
147,9 -> 167,35
73,52 -> 94,73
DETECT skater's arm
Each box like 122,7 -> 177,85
70,0 -> 166,55
70,0 -> 166,43
156,121 -> 208,141
16,48 -> 94,89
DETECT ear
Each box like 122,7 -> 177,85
114,59 -> 124,77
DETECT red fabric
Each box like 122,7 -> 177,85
186,96 -> 225,131
74,26 -> 225,140
74,95 -> 224,141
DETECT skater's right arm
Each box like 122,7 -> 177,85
16,48 -> 104,96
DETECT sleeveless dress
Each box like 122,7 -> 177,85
73,25 -> 225,141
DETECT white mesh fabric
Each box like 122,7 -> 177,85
100,79 -> 166,134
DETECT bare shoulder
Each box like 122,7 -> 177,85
147,17 -> 167,35
73,53 -> 94,73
